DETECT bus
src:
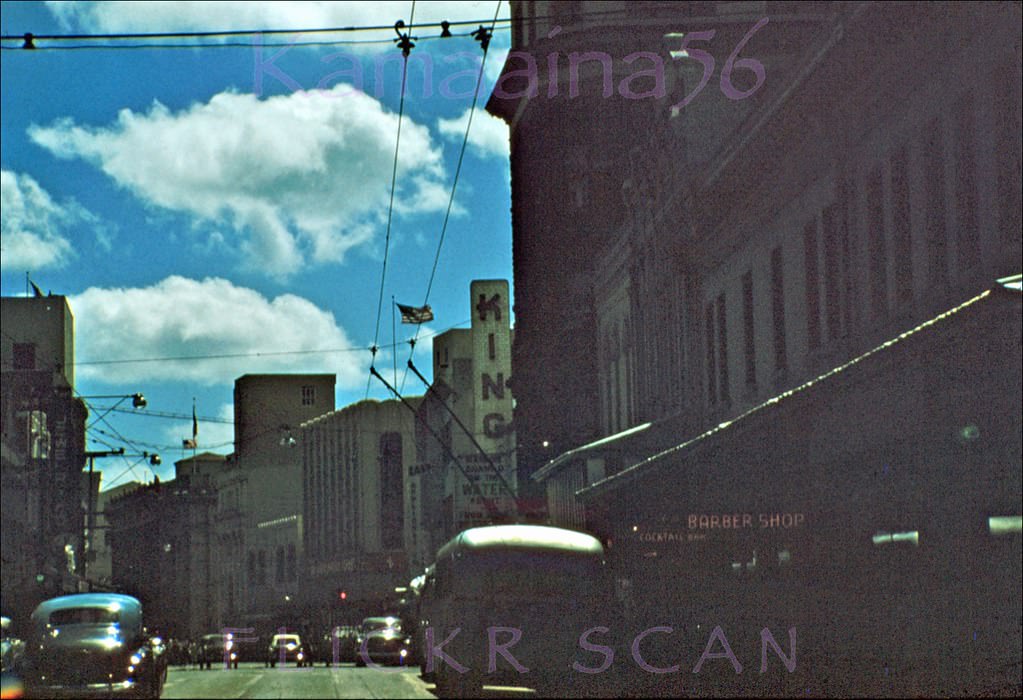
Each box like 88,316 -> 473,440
417,524 -> 614,697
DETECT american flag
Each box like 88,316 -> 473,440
396,303 -> 434,324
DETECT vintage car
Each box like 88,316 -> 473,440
314,625 -> 358,666
198,632 -> 239,670
266,633 -> 306,667
2,615 -> 26,689
354,616 -> 412,667
22,593 -> 167,698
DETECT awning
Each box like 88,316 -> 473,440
531,421 -> 652,483
577,274 -> 1022,501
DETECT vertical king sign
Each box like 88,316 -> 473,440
459,280 -> 517,524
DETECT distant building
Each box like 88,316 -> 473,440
409,279 -> 520,570
89,480 -> 143,591
104,460 -> 219,640
300,397 -> 420,622
231,374 -> 334,627
1,295 -> 87,618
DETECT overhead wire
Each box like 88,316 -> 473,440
0,16 -> 514,43
399,0 -> 503,393
367,1 -> 417,399
73,319 -> 470,367
0,30 -> 488,51
0,3 -> 699,50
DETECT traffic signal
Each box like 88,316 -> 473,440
337,589 -> 347,602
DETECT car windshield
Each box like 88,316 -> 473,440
48,608 -> 119,626
361,618 -> 399,633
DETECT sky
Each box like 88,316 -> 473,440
1,1 -> 514,489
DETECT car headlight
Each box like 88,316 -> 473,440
130,653 -> 142,665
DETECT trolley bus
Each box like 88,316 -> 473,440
417,524 -> 614,697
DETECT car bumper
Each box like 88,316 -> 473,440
25,678 -> 146,698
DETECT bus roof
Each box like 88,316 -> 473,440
436,524 -> 604,560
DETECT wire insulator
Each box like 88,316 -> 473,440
471,25 -> 491,52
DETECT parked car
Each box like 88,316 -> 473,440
198,632 -> 239,669
314,626 -> 358,665
266,633 -> 307,667
21,593 -> 167,698
354,616 -> 412,667
2,615 -> 26,684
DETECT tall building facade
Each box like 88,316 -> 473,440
231,374 -> 335,627
1,295 -> 87,619
488,1 -> 1021,695
409,279 -> 519,570
300,397 -> 420,623
104,455 -> 220,640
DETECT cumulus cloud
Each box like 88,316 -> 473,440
0,170 -> 83,271
29,87 -> 450,279
436,107 -> 509,159
46,1 -> 510,43
70,276 -> 369,387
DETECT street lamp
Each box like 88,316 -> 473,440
84,393 -> 147,408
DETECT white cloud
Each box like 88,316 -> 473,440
0,170 -> 82,271
70,275 -> 369,388
29,87 -> 450,279
46,1 -> 510,43
436,107 -> 509,159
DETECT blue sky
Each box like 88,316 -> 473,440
1,1 -> 513,489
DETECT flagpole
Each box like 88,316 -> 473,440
392,296 -> 397,389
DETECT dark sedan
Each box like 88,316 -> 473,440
266,633 -> 307,667
21,593 -> 167,699
354,617 -> 412,667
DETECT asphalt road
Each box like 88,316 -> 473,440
161,663 -> 541,699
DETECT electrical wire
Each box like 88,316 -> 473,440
400,0 -> 502,393
0,16 -> 514,43
0,30 -> 488,51
367,1 -> 416,399
73,319 -> 469,367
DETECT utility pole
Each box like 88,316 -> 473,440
82,448 -> 124,590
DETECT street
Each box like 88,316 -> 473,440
161,663 -> 540,699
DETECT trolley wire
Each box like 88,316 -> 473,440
400,1 -> 502,393
367,1 -> 417,399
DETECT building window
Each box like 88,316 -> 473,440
923,117 -> 948,290
803,219 -> 821,351
866,165 -> 888,318
954,93 -> 979,274
705,303 -> 717,405
822,197 -> 850,342
287,544 -> 296,581
380,432 -> 404,550
770,247 -> 787,374
890,144 -> 914,308
275,546 -> 285,583
301,385 -> 316,406
994,59 -> 1021,247
12,342 -> 36,370
742,271 -> 756,389
716,293 -> 730,405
